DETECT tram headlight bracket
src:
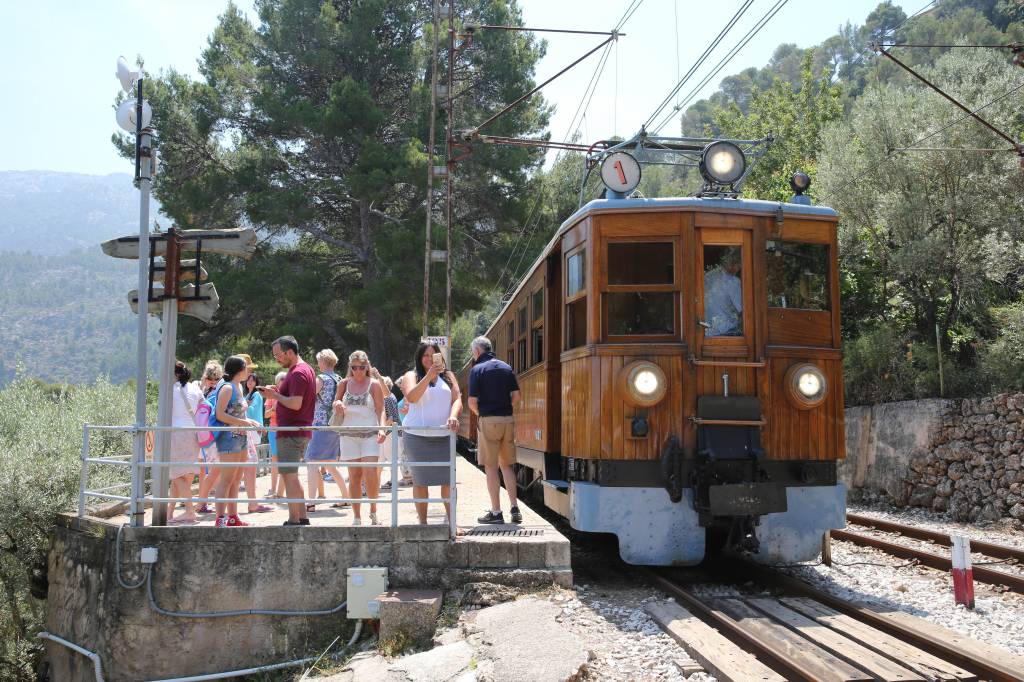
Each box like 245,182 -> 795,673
784,363 -> 828,410
620,361 -> 668,408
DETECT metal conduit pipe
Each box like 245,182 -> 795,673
38,621 -> 364,682
37,632 -> 106,682
147,565 -> 347,618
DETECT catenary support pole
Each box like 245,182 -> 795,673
131,116 -> 153,528
445,9 -> 455,340
423,0 -> 440,337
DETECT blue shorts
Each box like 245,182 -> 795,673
214,430 -> 247,454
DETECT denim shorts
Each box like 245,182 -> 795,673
214,430 -> 248,454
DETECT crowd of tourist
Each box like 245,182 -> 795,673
166,334 -> 472,528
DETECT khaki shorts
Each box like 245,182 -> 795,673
277,436 -> 309,474
478,416 -> 515,467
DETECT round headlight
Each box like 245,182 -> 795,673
619,361 -> 668,408
784,363 -> 827,409
790,171 -> 811,194
699,141 -> 746,185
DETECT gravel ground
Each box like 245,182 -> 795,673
781,540 -> 1024,657
848,501 -> 1024,550
435,584 -> 715,682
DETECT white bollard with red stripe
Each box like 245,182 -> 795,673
951,535 -> 975,609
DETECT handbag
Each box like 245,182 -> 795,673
180,384 -> 215,447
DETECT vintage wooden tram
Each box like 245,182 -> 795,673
457,137 -> 846,565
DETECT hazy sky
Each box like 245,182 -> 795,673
0,0 -> 906,176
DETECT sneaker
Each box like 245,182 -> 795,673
196,505 -> 214,514
400,478 -> 414,488
477,510 -> 504,524
299,518 -> 310,525
215,515 -> 228,528
510,506 -> 523,524
226,514 -> 249,527
283,520 -> 301,526
369,512 -> 380,526
380,480 -> 393,491
323,473 -> 334,482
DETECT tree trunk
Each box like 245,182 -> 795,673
0,569 -> 25,640
357,201 -> 391,373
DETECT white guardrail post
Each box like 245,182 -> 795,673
390,424 -> 399,527
449,430 -> 457,539
78,424 -> 90,518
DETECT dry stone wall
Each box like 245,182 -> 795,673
846,394 -> 1024,523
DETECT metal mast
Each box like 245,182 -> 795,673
422,1 -> 441,337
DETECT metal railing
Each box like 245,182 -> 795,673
79,423 -> 459,538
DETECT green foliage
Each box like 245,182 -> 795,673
978,302 -> 1024,393
0,378 -> 140,679
115,0 -> 549,375
712,51 -> 842,201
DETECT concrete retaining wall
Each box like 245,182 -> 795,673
45,516 -> 570,681
843,394 -> 1024,522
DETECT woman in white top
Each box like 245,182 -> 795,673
333,350 -> 386,525
401,342 -> 461,525
169,361 -> 203,524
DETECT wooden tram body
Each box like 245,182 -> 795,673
457,194 -> 847,566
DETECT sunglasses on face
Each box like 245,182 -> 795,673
351,365 -> 368,370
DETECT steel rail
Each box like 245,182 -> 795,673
644,569 -> 826,681
831,528 -> 1024,593
846,512 -> 1024,563
743,563 -> 1024,682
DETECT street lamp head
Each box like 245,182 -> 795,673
116,56 -> 141,93
116,98 -> 153,132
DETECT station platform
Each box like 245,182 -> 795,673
48,457 -> 571,679
95,455 -> 572,586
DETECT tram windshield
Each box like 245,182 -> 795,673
766,241 -> 829,310
702,245 -> 744,337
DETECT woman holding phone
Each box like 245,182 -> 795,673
400,342 -> 461,525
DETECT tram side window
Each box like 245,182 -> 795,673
566,299 -> 586,348
506,320 -> 515,366
531,288 -> 544,365
565,248 -> 587,349
766,241 -> 829,310
607,293 -> 673,335
702,245 -> 744,337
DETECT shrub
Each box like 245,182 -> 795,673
0,378 -> 138,680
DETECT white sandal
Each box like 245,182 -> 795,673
369,512 -> 380,526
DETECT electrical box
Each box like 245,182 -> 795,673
346,567 -> 388,619
140,547 -> 159,564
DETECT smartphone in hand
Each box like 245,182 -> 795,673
432,352 -> 444,367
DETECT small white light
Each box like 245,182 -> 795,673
797,371 -> 821,397
634,370 -> 659,396
116,98 -> 153,132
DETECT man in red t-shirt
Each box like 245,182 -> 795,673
258,335 -> 317,525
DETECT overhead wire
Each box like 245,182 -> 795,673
643,0 -> 756,131
493,0 -> 646,297
491,39 -> 615,295
650,0 -> 791,134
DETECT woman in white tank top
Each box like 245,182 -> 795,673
332,350 -> 386,525
401,342 -> 462,525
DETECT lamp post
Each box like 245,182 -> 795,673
115,56 -> 154,527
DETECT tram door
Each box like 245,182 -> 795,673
694,227 -> 755,362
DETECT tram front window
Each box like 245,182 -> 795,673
766,241 -> 829,310
703,245 -> 743,337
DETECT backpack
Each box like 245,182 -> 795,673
178,384 -> 214,447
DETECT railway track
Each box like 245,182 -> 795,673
835,514 -> 1024,594
645,563 -> 1024,682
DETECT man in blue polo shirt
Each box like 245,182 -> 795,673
468,336 -> 522,524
